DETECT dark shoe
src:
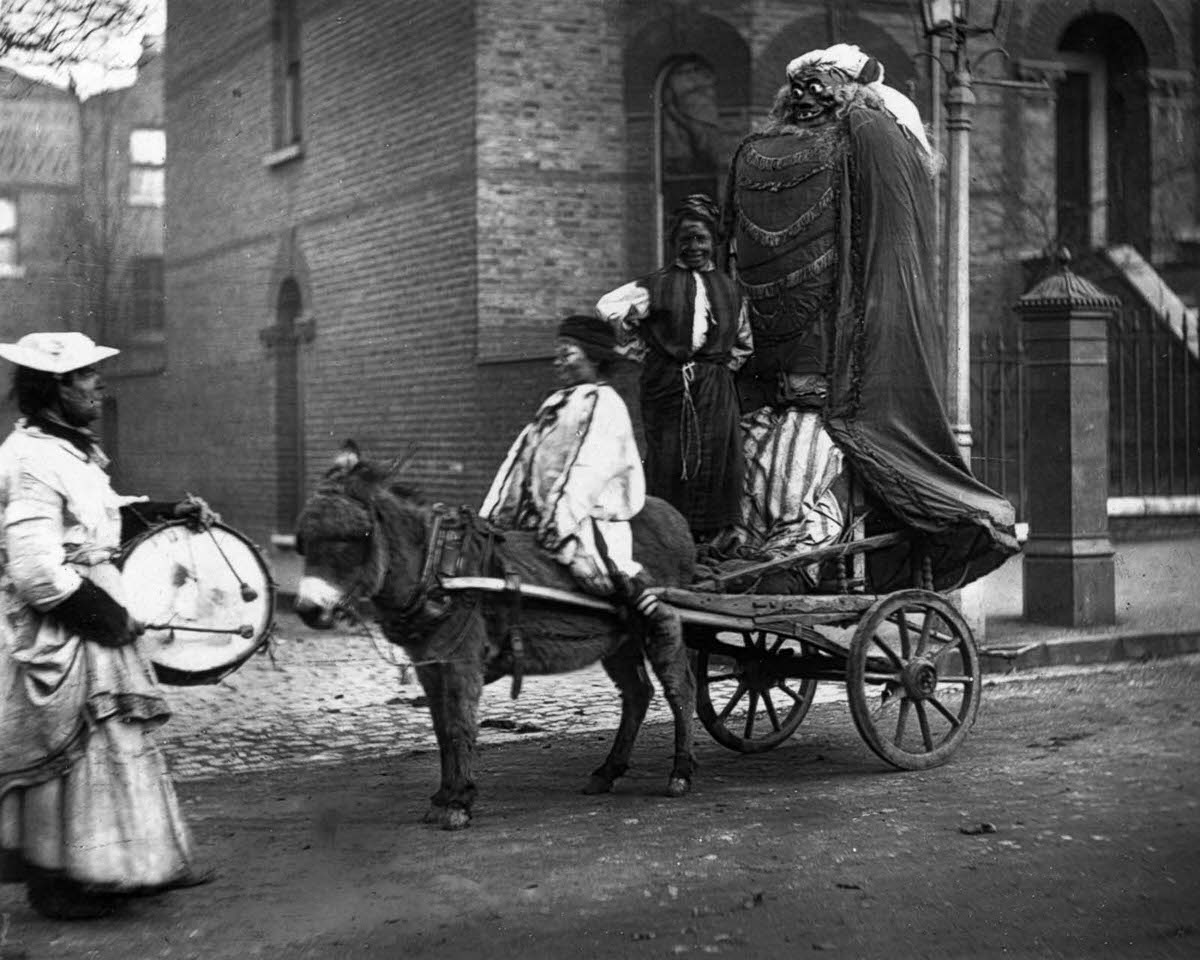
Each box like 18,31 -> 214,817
167,865 -> 216,889
129,864 -> 216,897
27,871 -> 120,920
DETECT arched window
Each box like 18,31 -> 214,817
274,277 -> 304,531
655,57 -> 720,264
1055,14 -> 1150,255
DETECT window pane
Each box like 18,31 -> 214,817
129,167 -> 165,206
660,59 -> 719,178
0,197 -> 15,234
132,257 -> 165,329
129,128 -> 166,165
0,237 -> 15,266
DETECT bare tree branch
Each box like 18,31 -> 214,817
1,0 -> 146,72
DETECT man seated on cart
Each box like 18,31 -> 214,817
715,43 -> 1018,595
480,314 -> 684,645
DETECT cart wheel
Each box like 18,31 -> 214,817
695,629 -> 820,753
846,589 -> 981,770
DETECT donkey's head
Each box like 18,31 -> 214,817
293,441 -> 427,629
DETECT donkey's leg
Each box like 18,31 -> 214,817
640,603 -> 698,798
414,659 -> 482,829
434,658 -> 483,829
414,662 -> 453,822
585,640 -> 653,795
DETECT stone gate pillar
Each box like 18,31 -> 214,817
1016,258 -> 1120,626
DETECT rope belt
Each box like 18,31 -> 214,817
678,362 -> 701,481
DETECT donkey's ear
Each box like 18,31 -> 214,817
383,441 -> 419,479
332,439 -> 361,474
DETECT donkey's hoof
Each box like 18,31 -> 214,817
441,807 -> 471,831
582,775 -> 614,795
421,805 -> 445,824
666,776 -> 691,798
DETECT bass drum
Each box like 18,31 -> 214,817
118,520 -> 276,686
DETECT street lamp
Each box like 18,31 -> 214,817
918,0 -> 1005,467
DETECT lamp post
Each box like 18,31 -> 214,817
918,0 -> 1005,467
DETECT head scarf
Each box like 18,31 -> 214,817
669,194 -> 721,240
558,314 -> 618,365
786,44 -> 934,158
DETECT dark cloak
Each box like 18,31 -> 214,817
825,109 -> 1018,590
729,107 -> 1019,592
633,266 -> 745,538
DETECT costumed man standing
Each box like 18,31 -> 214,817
481,314 -> 686,651
723,44 -> 1018,592
596,195 -> 753,544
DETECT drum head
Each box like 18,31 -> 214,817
119,521 -> 276,686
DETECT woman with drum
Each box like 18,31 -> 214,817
0,332 -> 215,919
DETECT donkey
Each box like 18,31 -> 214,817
293,446 -> 698,829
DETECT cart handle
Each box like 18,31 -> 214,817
696,531 -> 907,590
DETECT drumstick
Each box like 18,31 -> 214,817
144,623 -> 256,639
185,498 -> 259,603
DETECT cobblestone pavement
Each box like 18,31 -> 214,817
158,612 -> 845,782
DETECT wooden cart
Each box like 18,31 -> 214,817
659,530 -> 982,771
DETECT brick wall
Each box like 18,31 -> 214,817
155,0 -> 479,557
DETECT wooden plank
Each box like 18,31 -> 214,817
440,576 -> 617,613
658,587 -> 878,618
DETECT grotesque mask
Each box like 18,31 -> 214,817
787,67 -> 845,125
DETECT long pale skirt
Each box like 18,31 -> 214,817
0,714 -> 196,889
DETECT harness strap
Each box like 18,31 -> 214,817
503,573 -> 525,700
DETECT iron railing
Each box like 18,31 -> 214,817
1109,304 -> 1199,499
970,329 -> 1026,519
967,307 -> 1200,521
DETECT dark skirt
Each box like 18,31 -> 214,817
641,361 -> 743,539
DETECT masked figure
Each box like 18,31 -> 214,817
723,44 -> 1017,592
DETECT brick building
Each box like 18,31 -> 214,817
149,0 -> 1198,589
0,41 -> 165,475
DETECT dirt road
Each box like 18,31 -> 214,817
2,658 -> 1198,959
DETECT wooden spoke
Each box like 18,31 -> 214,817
896,613 -> 912,658
743,690 -> 761,739
926,694 -> 965,728
870,633 -> 904,669
917,609 -> 936,657
762,689 -> 783,732
716,681 -> 748,722
893,696 -> 912,745
915,700 -> 934,752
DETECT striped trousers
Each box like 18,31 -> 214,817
732,407 -> 846,586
